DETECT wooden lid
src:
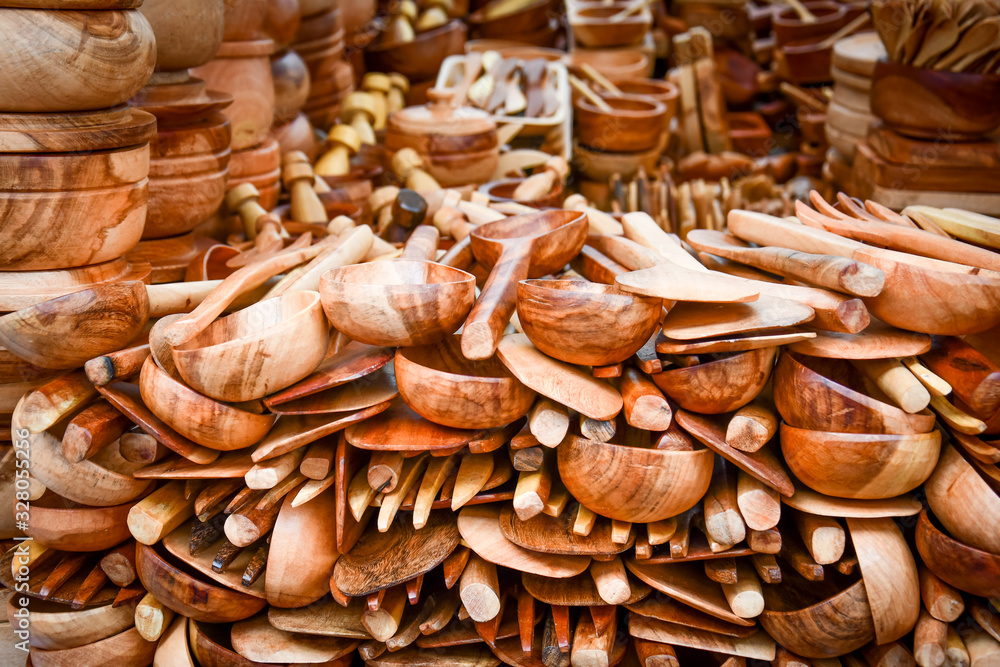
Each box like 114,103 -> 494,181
832,32 -> 885,78
388,89 -> 496,138
0,106 -> 157,153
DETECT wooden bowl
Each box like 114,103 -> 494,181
517,279 -> 661,366
319,259 -> 476,347
364,20 -> 466,83
271,48 -> 311,125
479,178 -> 565,209
23,493 -> 135,551
8,598 -> 135,651
772,1 -> 846,46
727,111 -> 773,155
395,335 -> 536,429
652,347 -> 776,414
127,231 -> 219,283
468,0 -> 551,39
773,39 -> 834,86
227,136 -> 281,209
298,0 -> 337,18
0,257 -> 150,313
557,435 -> 713,522
575,94 -> 668,153
136,543 -> 266,622
916,509 -> 1000,598
465,42 -> 565,61
222,0 -> 267,41
140,357 -> 276,450
870,60 -> 1000,141
780,424 -> 940,499
924,442 -> 1000,555
0,8 -> 155,112
273,112 -> 319,160
29,626 -> 156,667
573,137 -> 664,181
138,0 -> 225,70
773,352 -> 937,434
571,5 -> 651,48
760,569 -> 875,658
604,78 -> 679,117
264,0 -> 301,51
173,290 -> 329,402
568,48 -> 650,81
0,146 -> 149,271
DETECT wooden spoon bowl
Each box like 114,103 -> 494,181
395,334 -> 535,429
23,493 -> 136,551
575,94 -> 668,153
924,442 -> 1000,555
557,435 -> 714,523
364,20 -> 466,83
517,279 -> 661,366
140,357 -> 276,450
172,290 -> 329,402
0,8 -> 155,112
772,1 -> 846,46
773,351 -> 936,434
571,5 -> 652,48
916,508 -> 1000,598
780,424 -> 940,499
8,598 -> 135,651
652,347 -> 776,414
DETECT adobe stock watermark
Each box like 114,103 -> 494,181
11,427 -> 33,653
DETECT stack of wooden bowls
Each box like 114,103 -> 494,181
772,0 -> 867,85
265,0 -> 320,160
125,0 -> 231,283
469,0 -> 557,47
292,0 -> 356,131
192,0 -> 280,211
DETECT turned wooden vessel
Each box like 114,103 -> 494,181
575,94 -> 669,153
571,4 -> 652,49
916,509 -> 1000,598
468,0 -> 550,39
0,8 -> 155,112
652,348 -> 776,414
365,20 -> 466,85
605,78 -> 680,116
192,39 -> 277,150
772,1 -> 851,46
138,0 -> 225,71
223,0 -> 267,41
227,136 -> 281,210
24,493 -> 135,551
924,442 -> 1000,555
568,49 -> 651,81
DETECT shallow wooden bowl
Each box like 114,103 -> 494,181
557,435 -> 714,522
568,48 -> 650,81
0,8 -> 155,112
271,48 -> 311,124
136,543 -> 266,622
29,626 -> 156,667
364,20 -> 466,83
772,1 -> 846,46
760,569 -> 875,658
480,178 -> 564,209
571,5 -> 651,48
320,261 -> 476,348
23,493 -> 135,551
517,279 -> 661,366
916,509 -> 1000,598
140,357 -> 276,450
871,61 -> 1000,140
468,0 -> 550,38
9,598 -> 135,651
605,78 -> 679,117
575,94 -> 667,153
173,290 -> 329,402
138,0 -> 225,70
395,335 -> 536,429
924,442 -> 1000,555
780,424 -> 940,499
652,347 -> 775,414
773,352 -> 936,434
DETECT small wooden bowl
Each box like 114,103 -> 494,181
138,0 -> 225,70
271,49 -> 311,125
23,493 -> 135,551
319,260 -> 476,347
140,357 -> 276,450
29,626 -> 156,667
468,0 -> 550,39
573,138 -> 664,181
517,279 -> 661,366
136,543 -> 266,622
0,8 -> 155,112
294,6 -> 340,44
298,0 -> 337,18
870,61 -> 1000,140
172,290 -> 328,403
0,257 -> 151,313
465,42 -> 564,61
760,570 -> 876,658
557,435 -> 714,522
924,442 -> 1000,555
772,1 -> 846,46
575,94 -> 668,153
8,598 -> 135,651
780,424 -> 940,500
604,78 -> 679,117
916,509 -> 1000,598
652,347 -> 776,414
364,20 -> 466,83
568,48 -> 650,81
773,352 -> 937,434
146,154 -> 229,240
479,178 -> 565,209
571,5 -> 651,48
222,0 -> 267,41
395,335 -> 536,429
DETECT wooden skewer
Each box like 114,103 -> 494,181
135,592 -> 174,642
127,481 -> 197,545
568,73 -> 613,112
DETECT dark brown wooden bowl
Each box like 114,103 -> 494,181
916,508 -> 1000,599
468,0 -> 551,38
575,94 -> 667,153
652,347 -> 776,414
364,20 -> 466,83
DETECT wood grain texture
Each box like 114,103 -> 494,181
24,494 -> 134,551
661,299 -> 815,341
629,615 -> 776,660
9,597 -> 135,650
29,626 -> 156,667
786,320 -> 931,359
624,560 -> 756,627
231,613 -> 358,663
266,486 -> 338,608
498,505 -> 634,555
160,523 -> 265,599
924,442 -> 1000,554
625,595 -> 758,638
916,510 -> 1000,598
345,400 -> 482,452
265,341 -> 393,406
266,366 -> 398,415
653,348 -> 775,415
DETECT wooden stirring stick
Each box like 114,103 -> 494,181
568,74 -> 613,112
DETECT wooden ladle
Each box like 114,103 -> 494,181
461,210 -> 588,360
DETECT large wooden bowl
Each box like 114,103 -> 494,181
780,424 -> 940,499
517,279 -> 661,366
652,347 -> 776,414
557,435 -> 714,522
273,112 -> 319,160
140,357 -> 276,450
760,570 -> 876,658
364,20 -> 466,83
263,0 -> 301,50
172,290 -> 329,402
916,509 -> 1000,598
138,0 -> 225,70
773,352 -> 937,434
29,626 -> 156,667
8,598 -> 135,651
575,94 -> 668,153
23,493 -> 135,551
136,543 -> 266,622
0,8 -> 155,111
395,335 -> 535,429
571,5 -> 651,48
468,0 -> 550,38
924,442 -> 1000,555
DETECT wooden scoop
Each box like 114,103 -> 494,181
462,210 -> 588,360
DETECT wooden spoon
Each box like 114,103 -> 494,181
230,614 -> 358,663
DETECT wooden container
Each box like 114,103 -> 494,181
772,1 -> 847,46
386,89 -> 499,187
570,5 -> 651,49
568,48 -> 650,81
604,78 -> 679,116
468,0 -> 550,40
676,0 -> 751,48
227,136 -> 281,209
273,112 -> 319,160
573,137 -> 665,181
479,178 -> 564,208
774,39 -> 835,85
0,8 -> 155,112
222,0 -> 267,42
364,20 -> 466,84
575,94 -> 668,153
916,509 -> 1000,598
192,38 -> 276,150
299,0 -> 337,18
272,48 -> 311,125
318,164 -> 381,221
263,0 -> 301,51
138,0 -> 225,71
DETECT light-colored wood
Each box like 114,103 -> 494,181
378,454 -> 428,532
29,625 -> 157,667
919,565 -> 964,623
231,613 -> 358,662
736,470 -> 781,531
914,608 -> 947,667
629,615 -> 775,660
726,400 -> 778,453
266,486 -> 339,608
152,615 -> 193,667
513,452 -> 551,521
269,597 -> 369,639
528,397 -> 569,447
703,461 -> 745,548
246,447 -> 306,489
127,481 -> 196,545
794,512 -> 845,565
925,442 -> 1000,555
572,607 -> 617,667
947,626 -> 970,667
135,592 -> 174,642
460,554 -> 501,623
363,585 -> 407,642
17,371 -> 97,434
852,357 -> 931,414
721,561 -> 764,619
10,597 -> 135,651
589,556 -> 631,605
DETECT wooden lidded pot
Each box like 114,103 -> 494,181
385,88 -> 498,187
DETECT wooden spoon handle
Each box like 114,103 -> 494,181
440,235 -> 475,270
266,225 -> 375,297
400,225 -> 440,261
461,242 -> 533,360
728,210 -> 861,258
